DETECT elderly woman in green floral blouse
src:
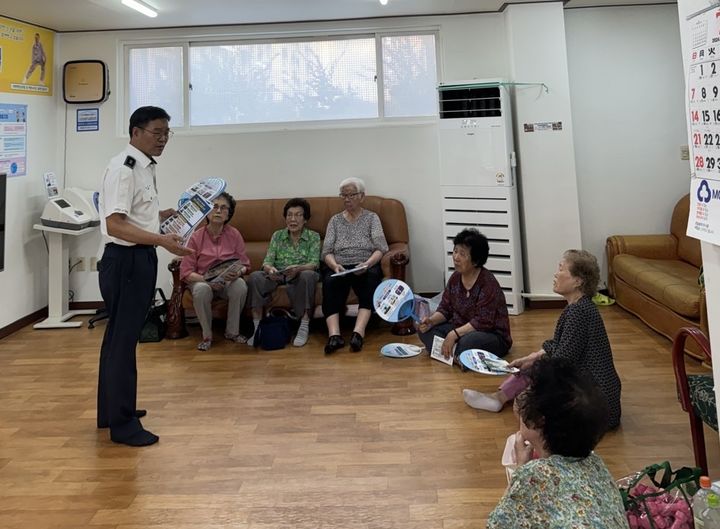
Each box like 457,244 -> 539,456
246,198 -> 321,347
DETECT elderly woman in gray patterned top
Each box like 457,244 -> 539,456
322,177 -> 389,354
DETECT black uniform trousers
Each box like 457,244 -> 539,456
321,263 -> 383,317
97,243 -> 157,441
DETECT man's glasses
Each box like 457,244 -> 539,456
339,192 -> 361,199
139,127 -> 174,140
212,204 -> 230,212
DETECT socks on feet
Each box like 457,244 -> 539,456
246,318 -> 261,347
462,389 -> 503,412
293,318 -> 310,347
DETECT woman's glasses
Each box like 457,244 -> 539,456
339,192 -> 361,200
212,204 -> 230,212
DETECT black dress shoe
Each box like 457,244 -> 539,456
349,332 -> 364,352
111,428 -> 159,447
324,335 -> 345,355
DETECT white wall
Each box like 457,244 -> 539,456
58,14 -> 510,301
0,76 -> 63,328
566,5 -> 688,286
505,3 -> 582,298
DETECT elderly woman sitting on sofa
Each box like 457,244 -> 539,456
322,177 -> 388,354
246,198 -> 321,347
179,191 -> 251,351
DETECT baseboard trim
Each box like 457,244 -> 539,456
70,301 -> 104,311
0,307 -> 48,340
526,299 -> 567,310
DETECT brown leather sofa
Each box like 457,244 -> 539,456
166,195 -> 410,339
606,194 -> 707,359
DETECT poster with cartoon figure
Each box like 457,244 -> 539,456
0,17 -> 54,96
687,7 -> 720,244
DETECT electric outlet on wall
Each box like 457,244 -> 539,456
680,145 -> 690,160
70,257 -> 85,272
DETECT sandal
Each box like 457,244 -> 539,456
592,293 -> 615,306
224,333 -> 247,344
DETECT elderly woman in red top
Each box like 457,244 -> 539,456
418,228 -> 512,362
179,191 -> 251,351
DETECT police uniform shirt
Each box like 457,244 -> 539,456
99,144 -> 159,246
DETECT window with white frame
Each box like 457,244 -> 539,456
126,32 -> 437,128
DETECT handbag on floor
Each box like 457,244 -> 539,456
253,310 -> 292,350
139,288 -> 168,343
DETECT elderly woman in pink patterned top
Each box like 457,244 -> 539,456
179,191 -> 251,351
417,228 -> 511,362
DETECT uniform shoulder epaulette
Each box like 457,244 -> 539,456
124,156 -> 136,169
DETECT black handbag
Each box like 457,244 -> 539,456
253,309 -> 294,350
139,288 -> 168,343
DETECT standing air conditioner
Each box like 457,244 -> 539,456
437,80 -> 524,315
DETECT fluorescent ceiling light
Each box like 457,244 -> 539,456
379,0 -> 388,5
121,0 -> 158,18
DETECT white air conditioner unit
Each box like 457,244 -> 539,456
437,80 -> 524,314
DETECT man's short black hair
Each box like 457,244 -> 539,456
452,228 -> 489,268
515,356 -> 609,458
128,106 -> 171,138
283,198 -> 311,221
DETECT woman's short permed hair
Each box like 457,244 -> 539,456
452,228 -> 489,268
338,177 -> 366,194
515,356 -> 609,458
563,249 -> 600,297
216,191 -> 236,224
283,198 -> 311,220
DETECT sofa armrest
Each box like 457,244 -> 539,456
606,234 -> 678,296
166,257 -> 188,339
381,242 -> 409,280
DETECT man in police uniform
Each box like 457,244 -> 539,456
97,106 -> 192,447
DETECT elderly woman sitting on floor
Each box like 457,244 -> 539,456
417,228 -> 512,362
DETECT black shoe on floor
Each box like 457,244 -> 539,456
349,332 -> 364,352
111,428 -> 159,447
98,409 -> 147,429
324,335 -> 345,355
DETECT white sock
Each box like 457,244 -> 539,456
293,318 -> 310,347
246,318 -> 261,347
463,389 -> 503,412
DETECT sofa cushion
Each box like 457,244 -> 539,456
670,194 -> 702,268
613,254 -> 701,318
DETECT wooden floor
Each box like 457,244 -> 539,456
0,305 -> 716,529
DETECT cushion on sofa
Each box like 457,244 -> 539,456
670,195 -> 702,268
613,254 -> 701,318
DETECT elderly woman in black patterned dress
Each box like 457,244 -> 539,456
322,177 -> 388,354
463,249 -> 622,430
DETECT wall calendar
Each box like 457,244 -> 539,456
687,6 -> 720,244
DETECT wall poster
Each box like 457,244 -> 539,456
687,7 -> 720,244
0,103 -> 27,177
0,16 -> 54,96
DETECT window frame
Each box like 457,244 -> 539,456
120,28 -> 440,136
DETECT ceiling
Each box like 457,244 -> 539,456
1,0 -> 675,33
